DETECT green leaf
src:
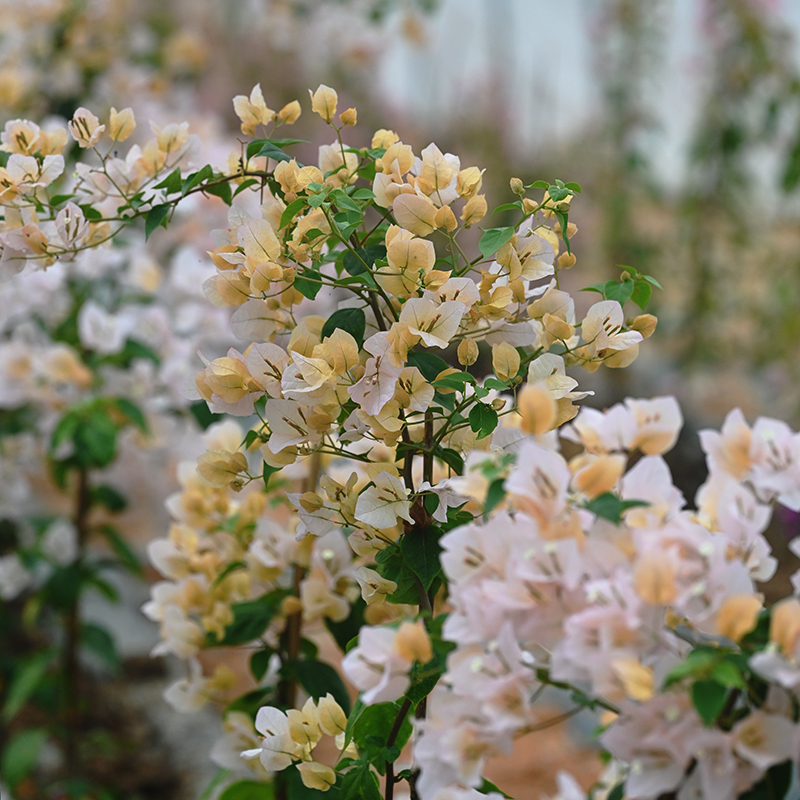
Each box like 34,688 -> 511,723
250,141 -> 301,163
96,524 -> 142,576
478,778 -> 512,798
1,728 -> 48,788
432,371 -> 476,391
250,648 -> 276,682
738,760 -> 793,800
145,203 -> 170,241
528,180 -> 549,189
564,182 -> 582,194
293,268 -> 323,300
606,784 -> 625,800
482,377 -> 509,391
320,308 -> 366,348
711,660 -> 747,690
491,201 -> 523,215
81,622 -> 119,672
484,477 -> 506,517
80,203 -> 103,221
399,529 -> 443,591
292,659 -> 351,715
604,279 -> 634,306
330,189 -> 362,214
468,403 -> 498,439
643,274 -> 663,290
263,462 -> 281,491
630,280 -> 652,310
74,409 -> 118,468
478,226 -> 515,259
213,597 -> 274,646
246,137 -> 307,160
190,400 -> 223,430
351,188 -> 375,200
407,351 -> 449,383
205,180 -> 233,205
582,493 -> 648,524
2,650 -> 55,721
51,411 -> 79,452
548,184 -> 570,202
49,193 -> 74,206
436,446 -> 464,475
219,779 -> 276,800
691,679 -> 728,726
280,197 -> 308,229
351,702 -> 412,776
233,178 -> 260,198
153,168 -> 183,195
111,397 -> 148,433
225,685 -> 276,718
182,164 -> 213,195
580,282 -> 607,296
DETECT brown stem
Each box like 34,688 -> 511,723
64,467 -> 91,776
384,697 -> 413,800
423,412 -> 434,486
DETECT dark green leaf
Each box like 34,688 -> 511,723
491,202 -> 524,215
432,371 -> 476,391
190,400 -> 223,430
51,411 -> 79,452
81,622 -> 119,672
145,203 -> 170,241
564,182 -> 582,194
399,529 -> 442,591
292,659 -> 351,714
250,648 -> 276,682
548,185 -> 570,202
478,227 -> 515,259
482,377 -> 509,391
1,728 -> 48,788
351,188 -> 375,200
604,279 -> 634,306
330,189 -> 361,214
206,180 -> 233,205
80,204 -> 102,221
2,650 -> 56,721
213,597 -> 274,646
738,760 -> 793,800
484,478 -> 506,517
582,493 -> 648,524
263,462 -> 281,491
219,779 -> 275,800
407,351 -> 449,383
233,178 -> 260,198
351,702 -> 412,776
630,280 -> 652,311
112,397 -> 148,433
293,268 -> 323,300
711,660 -> 747,690
477,778 -> 512,798
320,308 -> 366,348
96,523 -> 142,576
691,679 -> 728,726
468,403 -> 498,439
49,193 -> 74,206
436,446 -> 464,475
580,282 -> 607,296
251,141 -> 299,163
280,197 -> 308,229
74,409 -> 118,468
182,164 -> 213,195
606,784 -> 624,800
153,168 -> 182,195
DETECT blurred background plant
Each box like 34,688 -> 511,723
4,0 -> 800,798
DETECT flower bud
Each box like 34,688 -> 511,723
557,252 -> 576,270
339,107 -> 357,126
318,693 -> 348,736
278,100 -> 302,125
631,313 -> 657,339
281,595 -> 303,616
310,84 -> 338,124
457,339 -> 479,366
492,342 -> 520,384
109,107 -> 135,142
509,177 -> 524,195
